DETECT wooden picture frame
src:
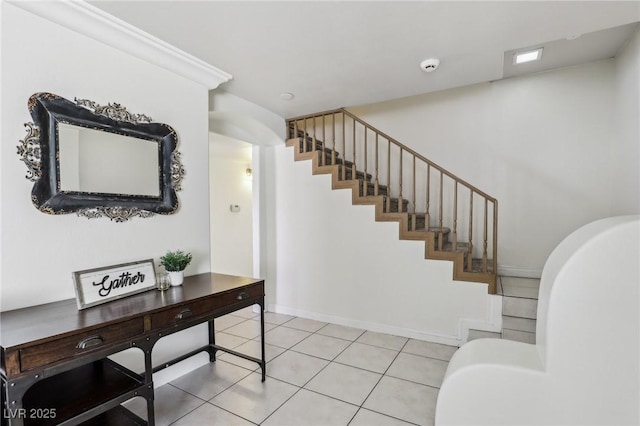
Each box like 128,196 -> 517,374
72,259 -> 157,309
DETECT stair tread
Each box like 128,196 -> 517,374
405,224 -> 451,233
498,276 -> 540,299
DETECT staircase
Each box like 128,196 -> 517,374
468,276 -> 539,342
286,109 -> 498,293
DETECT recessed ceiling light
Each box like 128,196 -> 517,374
280,92 -> 294,101
513,48 -> 543,65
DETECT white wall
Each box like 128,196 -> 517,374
270,145 -> 496,344
209,133 -> 253,277
612,28 -> 640,215
1,3 -> 211,383
349,58 -> 637,277
207,89 -> 285,304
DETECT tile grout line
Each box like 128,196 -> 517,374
345,338 -> 414,426
257,319 -> 368,425
170,310 -> 452,425
241,315 -> 331,425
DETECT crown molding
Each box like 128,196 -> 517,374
9,0 -> 232,89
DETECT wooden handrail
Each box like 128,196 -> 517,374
289,108 -> 496,201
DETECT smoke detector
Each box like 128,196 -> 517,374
420,58 -> 440,73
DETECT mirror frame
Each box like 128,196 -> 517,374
17,92 -> 184,222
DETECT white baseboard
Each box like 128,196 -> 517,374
498,265 -> 543,278
458,294 -> 503,343
268,303 -> 462,347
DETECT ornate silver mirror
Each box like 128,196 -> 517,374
17,92 -> 185,222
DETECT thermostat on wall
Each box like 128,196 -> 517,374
230,204 -> 241,213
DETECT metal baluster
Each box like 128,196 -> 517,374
467,191 -> 474,271
426,164 -> 431,234
438,171 -> 443,250
312,116 -> 317,155
364,127 -> 368,193
342,113 -> 346,180
374,133 -> 379,196
493,201 -> 498,278
321,115 -> 325,166
303,118 -> 308,152
453,183 -> 458,251
386,140 -> 391,213
398,148 -> 403,213
352,118 -> 357,178
483,198 -> 488,272
331,113 -> 336,165
412,156 -> 416,231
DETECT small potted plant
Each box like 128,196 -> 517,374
160,250 -> 192,286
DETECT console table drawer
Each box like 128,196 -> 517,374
151,284 -> 263,330
19,318 -> 144,372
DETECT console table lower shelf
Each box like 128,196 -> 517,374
1,273 -> 266,426
21,359 -> 149,426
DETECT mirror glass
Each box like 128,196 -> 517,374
58,123 -> 160,197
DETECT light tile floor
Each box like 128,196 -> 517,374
125,307 -> 458,426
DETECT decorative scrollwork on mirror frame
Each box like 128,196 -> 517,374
17,92 -> 186,222
76,207 -> 156,222
17,122 -> 41,182
74,98 -> 153,124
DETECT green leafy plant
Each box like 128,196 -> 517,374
160,250 -> 193,272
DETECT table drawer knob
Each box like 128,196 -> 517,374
175,309 -> 193,320
236,292 -> 248,300
76,336 -> 104,349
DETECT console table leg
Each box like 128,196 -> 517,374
260,302 -> 266,382
2,378 -> 28,426
147,394 -> 155,426
208,320 -> 216,362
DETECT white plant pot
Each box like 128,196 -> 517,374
168,271 -> 184,286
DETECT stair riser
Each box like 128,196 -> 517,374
359,182 -> 389,197
382,199 -> 410,213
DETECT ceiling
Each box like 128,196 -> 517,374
89,1 -> 639,118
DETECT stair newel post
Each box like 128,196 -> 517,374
467,191 -> 474,271
386,140 -> 391,213
425,164 -> 431,232
411,155 -> 416,231
398,148 -> 404,213
292,120 -> 298,140
374,133 -> 379,196
453,182 -> 458,251
482,198 -> 488,273
438,170 -> 444,251
342,112 -> 346,180
352,117 -> 357,179
331,113 -> 336,165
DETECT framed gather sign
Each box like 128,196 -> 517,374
73,259 -> 157,309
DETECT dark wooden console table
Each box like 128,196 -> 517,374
0,273 -> 265,426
